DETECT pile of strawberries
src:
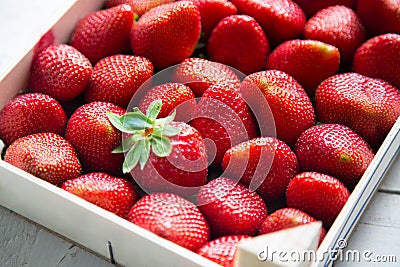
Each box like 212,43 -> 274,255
1,0 -> 400,266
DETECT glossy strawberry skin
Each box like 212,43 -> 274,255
127,192 -> 210,251
30,44 -> 92,102
197,177 -> 268,237
197,235 -> 252,267
207,15 -> 269,75
131,1 -> 201,69
172,57 -> 241,97
85,55 -> 154,108
315,73 -> 400,150
286,172 -> 350,228
353,33 -> 400,89
4,133 -> 81,185
106,0 -> 175,17
190,83 -> 258,166
70,4 -> 134,64
222,137 -> 299,201
139,83 -> 196,121
61,172 -> 138,218
0,93 -> 67,146
266,39 -> 340,96
304,5 -> 367,64
65,102 -> 126,176
231,0 -> 306,46
241,70 -> 316,147
293,0 -> 356,17
130,122 -> 208,197
258,208 -> 326,245
295,124 -> 375,188
357,0 -> 400,35
188,0 -> 237,41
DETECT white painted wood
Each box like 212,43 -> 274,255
0,206 -> 112,267
379,152 -> 400,193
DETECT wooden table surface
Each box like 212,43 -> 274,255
0,1 -> 399,266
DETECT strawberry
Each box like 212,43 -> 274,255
230,0 -> 306,46
286,172 -> 350,228
197,235 -> 252,267
127,192 -> 210,251
188,0 -> 237,41
222,137 -> 299,201
70,4 -> 134,64
190,83 -> 258,166
196,177 -> 268,237
304,5 -> 367,65
4,133 -> 81,185
65,101 -> 126,176
315,73 -> 400,150
0,93 -> 67,146
106,0 -> 175,17
258,208 -> 326,245
266,39 -> 340,96
240,70 -> 316,147
353,33 -> 400,89
293,0 -> 356,17
207,15 -> 269,75
295,124 -> 375,188
84,55 -> 154,108
29,44 -> 92,102
172,57 -> 241,97
138,83 -> 196,121
107,100 -> 208,197
131,1 -> 201,69
61,172 -> 138,218
357,0 -> 400,35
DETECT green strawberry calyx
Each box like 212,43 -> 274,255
107,100 -> 181,173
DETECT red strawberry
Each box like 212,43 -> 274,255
222,137 -> 299,201
190,83 -> 258,165
84,55 -> 154,108
207,15 -> 269,75
293,0 -> 356,17
172,57 -> 241,97
138,83 -> 196,121
197,235 -> 252,267
0,93 -> 67,146
240,70 -> 316,146
286,172 -> 350,227
357,0 -> 400,35
29,44 -> 92,102
4,133 -> 81,185
131,1 -> 201,69
65,101 -> 126,176
266,39 -> 340,96
258,208 -> 326,245
295,124 -> 375,188
127,192 -> 210,251
70,4 -> 134,64
230,0 -> 306,46
106,0 -> 175,16
61,172 -> 138,218
107,100 -> 208,197
353,33 -> 400,89
188,0 -> 237,41
304,5 -> 367,64
196,177 -> 268,237
315,73 -> 400,150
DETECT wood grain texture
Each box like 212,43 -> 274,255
0,206 -> 112,267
